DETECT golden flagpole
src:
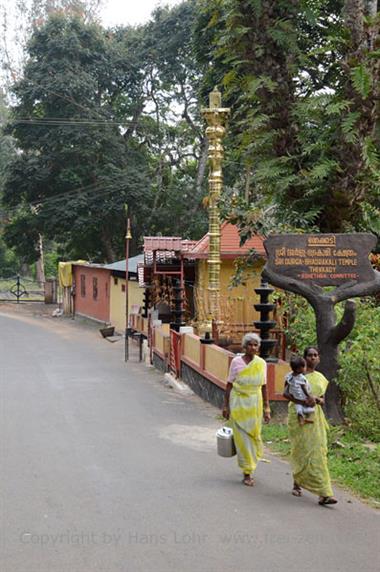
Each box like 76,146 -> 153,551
201,87 -> 230,336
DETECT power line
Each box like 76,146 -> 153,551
10,118 -> 135,126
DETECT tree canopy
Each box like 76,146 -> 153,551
194,0 -> 380,241
1,2 -> 208,262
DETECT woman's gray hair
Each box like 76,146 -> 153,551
242,332 -> 261,348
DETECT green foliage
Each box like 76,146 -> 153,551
2,4 -> 208,262
43,249 -> 59,278
327,432 -> 380,503
350,65 -> 372,99
0,237 -> 19,276
338,301 -> 380,441
195,0 -> 380,237
274,291 -> 322,355
281,294 -> 380,441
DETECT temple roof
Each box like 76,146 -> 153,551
189,222 -> 265,258
141,224 -> 265,262
143,237 -> 197,252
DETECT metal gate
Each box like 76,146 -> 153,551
0,275 -> 45,302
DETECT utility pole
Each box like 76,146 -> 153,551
124,211 -> 132,362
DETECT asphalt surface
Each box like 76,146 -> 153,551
0,307 -> 378,572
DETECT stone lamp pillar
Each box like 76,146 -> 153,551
254,280 -> 277,362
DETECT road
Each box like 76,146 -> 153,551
0,308 -> 378,572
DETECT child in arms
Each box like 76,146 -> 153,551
285,356 -> 315,425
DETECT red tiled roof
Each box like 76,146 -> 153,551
144,237 -> 183,251
143,237 -> 198,254
189,222 -> 265,258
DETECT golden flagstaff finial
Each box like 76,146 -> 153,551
201,87 -> 230,334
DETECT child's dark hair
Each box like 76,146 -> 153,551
290,355 -> 306,373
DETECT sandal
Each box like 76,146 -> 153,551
243,475 -> 255,487
292,482 -> 302,497
318,496 -> 338,505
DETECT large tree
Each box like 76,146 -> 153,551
195,0 -> 380,236
2,2 -> 209,262
0,0 -> 103,88
135,1 -> 209,238
2,15 -> 152,261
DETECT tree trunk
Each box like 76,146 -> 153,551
100,229 -> 116,262
195,138 -> 208,199
313,298 -> 343,422
35,233 -> 45,283
189,138 -> 209,217
311,298 -> 356,423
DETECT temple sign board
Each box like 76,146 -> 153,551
262,232 -> 380,423
264,233 -> 376,286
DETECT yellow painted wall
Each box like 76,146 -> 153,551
274,361 -> 290,394
204,345 -> 231,382
196,258 -> 264,324
154,328 -> 170,355
183,334 -> 201,366
110,277 -> 144,333
161,323 -> 170,335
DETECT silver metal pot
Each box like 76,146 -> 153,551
216,426 -> 236,457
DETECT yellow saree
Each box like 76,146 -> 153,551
288,370 -> 333,497
230,356 -> 266,474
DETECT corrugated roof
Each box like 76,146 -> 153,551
190,222 -> 265,258
104,254 -> 144,274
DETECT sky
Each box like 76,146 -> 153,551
100,0 -> 182,27
0,0 -> 183,88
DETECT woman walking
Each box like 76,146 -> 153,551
284,346 -> 338,505
223,333 -> 271,486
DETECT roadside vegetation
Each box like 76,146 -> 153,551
264,292 -> 380,504
262,423 -> 380,505
279,295 -> 380,442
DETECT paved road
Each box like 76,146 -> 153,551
0,309 -> 378,572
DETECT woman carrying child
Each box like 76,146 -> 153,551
283,346 -> 338,506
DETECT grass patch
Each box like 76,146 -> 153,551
262,423 -> 290,456
262,423 -> 380,504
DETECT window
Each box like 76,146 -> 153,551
105,282 -> 109,298
93,277 -> 98,301
80,275 -> 86,297
113,277 -> 118,285
121,284 -> 126,292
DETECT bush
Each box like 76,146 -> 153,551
0,238 -> 19,276
338,301 -> 380,441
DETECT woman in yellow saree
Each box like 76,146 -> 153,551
223,333 -> 271,486
284,347 -> 338,505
